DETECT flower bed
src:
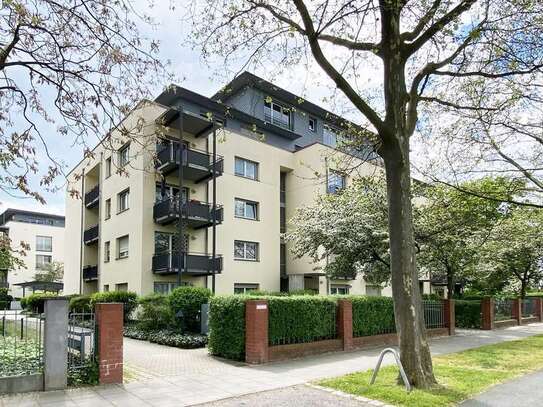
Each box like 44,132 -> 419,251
123,326 -> 207,349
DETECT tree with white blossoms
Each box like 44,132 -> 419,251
185,0 -> 543,386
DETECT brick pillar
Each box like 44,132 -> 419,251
245,300 -> 269,364
481,297 -> 494,330
512,298 -> 522,325
536,298 -> 543,322
337,300 -> 353,351
95,303 -> 124,384
444,299 -> 455,336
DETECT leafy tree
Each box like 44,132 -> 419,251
34,261 -> 63,282
477,208 -> 543,298
1,0 -> 169,201
187,0 -> 543,386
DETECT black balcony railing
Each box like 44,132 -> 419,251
82,265 -> 98,281
156,142 -> 224,181
83,224 -> 99,245
153,197 -> 223,228
84,185 -> 100,208
152,252 -> 223,276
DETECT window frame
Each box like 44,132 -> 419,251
309,117 -> 317,132
327,171 -> 346,194
105,157 -> 112,178
104,241 -> 111,263
117,189 -> 130,213
264,99 -> 292,130
331,285 -> 350,295
117,235 -> 129,259
36,235 -> 52,252
105,198 -> 111,220
234,240 -> 259,261
323,125 -> 341,148
234,283 -> 259,294
234,198 -> 259,220
35,254 -> 52,270
118,143 -> 130,167
234,157 -> 259,181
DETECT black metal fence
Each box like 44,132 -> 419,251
494,299 -> 514,321
0,309 -> 44,377
67,312 -> 96,371
423,300 -> 446,329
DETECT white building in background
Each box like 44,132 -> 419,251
0,209 -> 65,298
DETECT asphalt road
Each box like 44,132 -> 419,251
461,369 -> 543,407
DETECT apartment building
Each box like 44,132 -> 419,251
0,209 -> 65,298
63,72 -> 431,296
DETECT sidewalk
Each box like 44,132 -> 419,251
2,323 -> 543,407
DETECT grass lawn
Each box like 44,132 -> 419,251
318,335 -> 543,407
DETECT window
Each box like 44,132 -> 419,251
105,157 -> 112,178
36,236 -> 52,252
264,99 -> 291,129
103,285 -> 109,292
117,235 -> 129,259
117,189 -> 129,212
309,117 -> 317,132
323,125 -> 341,147
327,171 -> 346,194
155,184 -> 187,203
365,285 -> 382,297
154,282 -> 186,295
234,240 -> 259,261
154,232 -> 185,254
234,283 -> 259,294
36,255 -> 52,270
118,143 -> 130,167
115,283 -> 128,292
235,157 -> 258,180
105,199 -> 111,219
235,198 -> 258,220
331,285 -> 350,295
104,241 -> 110,262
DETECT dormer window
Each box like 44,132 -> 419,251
264,99 -> 291,130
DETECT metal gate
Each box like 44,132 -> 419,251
67,311 -> 96,371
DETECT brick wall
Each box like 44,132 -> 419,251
95,303 -> 124,384
245,300 -> 269,364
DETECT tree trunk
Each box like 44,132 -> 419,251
379,1 -> 436,388
384,145 -> 436,388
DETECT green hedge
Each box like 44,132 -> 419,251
268,296 -> 337,345
24,293 -> 58,313
348,296 -> 396,337
137,293 -> 175,332
208,295 -> 247,361
455,300 -> 481,329
69,295 -> 92,312
169,286 -> 212,332
90,291 -> 138,322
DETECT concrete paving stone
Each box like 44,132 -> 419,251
38,400 -> 78,407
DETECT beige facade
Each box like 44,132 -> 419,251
0,210 -> 65,298
63,98 -> 412,297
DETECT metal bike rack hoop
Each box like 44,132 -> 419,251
370,347 -> 412,393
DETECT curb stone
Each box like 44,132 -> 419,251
306,383 -> 395,407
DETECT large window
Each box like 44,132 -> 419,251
118,143 -> 130,167
117,235 -> 129,259
235,198 -> 258,220
323,125 -> 341,148
234,283 -> 259,294
36,255 -> 52,270
155,184 -> 187,203
154,232 -> 184,254
264,99 -> 291,129
235,157 -> 258,180
117,189 -> 129,212
36,236 -> 52,252
234,240 -> 259,261
104,241 -> 110,263
327,171 -> 346,194
331,285 -> 350,295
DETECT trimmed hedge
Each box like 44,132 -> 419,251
455,300 -> 481,329
348,296 -> 396,337
24,293 -> 58,313
169,286 -> 212,332
69,295 -> 92,312
90,291 -> 138,322
208,295 -> 247,361
137,293 -> 174,332
268,296 -> 337,345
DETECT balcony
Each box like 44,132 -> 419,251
84,185 -> 100,208
152,252 -> 223,276
83,224 -> 99,245
82,265 -> 98,281
156,142 -> 224,182
153,197 -> 223,228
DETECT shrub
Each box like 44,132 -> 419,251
455,300 -> 481,329
147,331 -> 208,349
268,296 -> 337,345
208,295 -> 247,361
123,325 -> 150,341
19,297 -> 28,309
25,293 -> 58,313
69,295 -> 92,312
422,293 -> 442,301
67,359 -> 99,387
169,286 -> 212,332
246,290 -> 287,296
0,288 -> 12,310
90,291 -> 138,322
288,289 -> 317,296
137,293 -> 175,332
348,296 -> 396,337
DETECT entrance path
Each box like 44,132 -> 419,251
2,323 -> 543,407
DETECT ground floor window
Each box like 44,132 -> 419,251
103,284 -> 109,292
234,283 -> 259,294
331,285 -> 350,295
365,285 -> 382,296
115,283 -> 128,292
154,281 -> 190,294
